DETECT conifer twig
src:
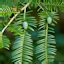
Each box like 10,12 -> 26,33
2,2 -> 30,33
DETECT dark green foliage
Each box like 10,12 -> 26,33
0,0 -> 64,64
11,32 -> 33,64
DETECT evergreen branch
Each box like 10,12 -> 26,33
45,22 -> 48,64
2,2 -> 30,33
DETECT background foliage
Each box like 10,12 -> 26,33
0,0 -> 64,64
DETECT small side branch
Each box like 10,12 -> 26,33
2,2 -> 30,33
